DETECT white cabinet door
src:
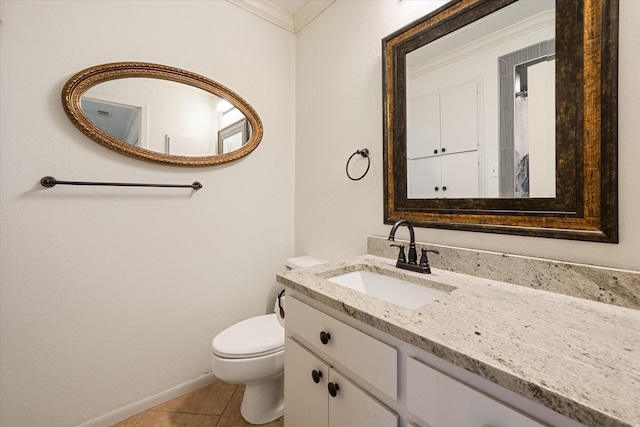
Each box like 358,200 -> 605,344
408,156 -> 441,199
285,338 -> 397,427
406,80 -> 480,199
407,357 -> 545,427
440,151 -> 479,198
284,337 -> 327,427
408,81 -> 479,158
328,369 -> 398,427
407,92 -> 440,159
409,152 -> 479,199
440,80 -> 479,154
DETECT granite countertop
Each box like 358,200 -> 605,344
277,255 -> 640,427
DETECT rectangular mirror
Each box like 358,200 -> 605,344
383,0 -> 618,242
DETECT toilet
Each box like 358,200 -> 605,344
211,256 -> 326,425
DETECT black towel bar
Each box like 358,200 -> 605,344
40,176 -> 202,190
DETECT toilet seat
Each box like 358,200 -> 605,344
212,313 -> 284,359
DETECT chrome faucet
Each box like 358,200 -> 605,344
388,219 -> 439,274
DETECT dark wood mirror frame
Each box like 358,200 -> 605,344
62,62 -> 263,167
383,0 -> 618,242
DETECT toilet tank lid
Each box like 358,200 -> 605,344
285,256 -> 327,269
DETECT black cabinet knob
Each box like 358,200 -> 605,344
311,370 -> 323,384
441,147 -> 446,153
319,331 -> 331,345
434,186 -> 439,191
433,149 -> 438,154
328,382 -> 340,397
442,186 -> 447,191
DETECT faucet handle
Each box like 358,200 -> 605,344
419,248 -> 439,268
390,244 -> 406,264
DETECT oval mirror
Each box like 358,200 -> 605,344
62,62 -> 263,167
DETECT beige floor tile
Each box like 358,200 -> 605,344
220,385 -> 284,426
221,385 -> 245,417
135,410 -> 219,427
108,381 -> 286,427
109,411 -> 146,427
216,415 -> 284,427
152,380 -> 238,415
270,417 -> 284,427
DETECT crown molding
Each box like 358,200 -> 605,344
408,10 -> 554,79
293,0 -> 334,32
227,0 -> 334,33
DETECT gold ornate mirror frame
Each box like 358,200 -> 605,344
62,62 -> 263,167
383,0 -> 618,242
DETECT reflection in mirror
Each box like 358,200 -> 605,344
405,0 -> 555,199
62,62 -> 263,167
500,40 -> 555,198
217,118 -> 249,154
81,78 -> 251,157
81,98 -> 143,147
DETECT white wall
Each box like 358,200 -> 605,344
295,0 -> 640,271
0,2 -> 295,426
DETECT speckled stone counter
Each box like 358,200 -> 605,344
368,236 -> 640,310
367,236 -> 640,309
277,255 -> 640,427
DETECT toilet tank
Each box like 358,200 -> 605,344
278,256 -> 326,325
285,256 -> 327,270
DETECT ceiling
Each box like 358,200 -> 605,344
226,0 -> 335,33
270,0 -> 309,14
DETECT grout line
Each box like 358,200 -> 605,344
148,408 -> 223,416
219,384 -> 240,418
213,386 -> 239,427
213,411 -> 222,427
129,410 -> 146,427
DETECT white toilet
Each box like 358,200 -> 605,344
211,256 -> 326,425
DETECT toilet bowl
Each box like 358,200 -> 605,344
211,312 -> 285,424
211,256 -> 326,425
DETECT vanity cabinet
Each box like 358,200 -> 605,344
285,294 -> 397,399
406,357 -> 545,427
285,337 -> 398,427
284,296 -> 398,427
284,293 -> 582,427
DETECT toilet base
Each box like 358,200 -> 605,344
240,374 -> 284,425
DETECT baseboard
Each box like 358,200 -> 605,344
76,372 -> 217,427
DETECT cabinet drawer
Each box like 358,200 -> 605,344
407,357 -> 545,427
286,296 -> 398,399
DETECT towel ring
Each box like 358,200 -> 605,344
346,149 -> 370,181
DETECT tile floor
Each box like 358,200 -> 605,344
110,380 -> 284,427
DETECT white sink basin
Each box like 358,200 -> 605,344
326,270 -> 448,309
